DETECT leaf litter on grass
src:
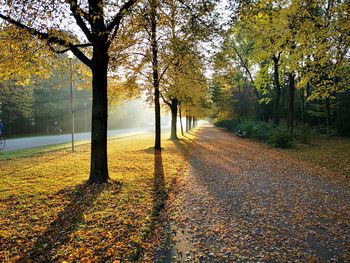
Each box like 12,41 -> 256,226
0,134 -> 189,262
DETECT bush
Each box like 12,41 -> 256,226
268,128 -> 293,148
215,120 -> 238,132
234,121 -> 274,141
234,121 -> 256,138
252,122 -> 274,141
217,119 -> 294,149
295,126 -> 313,143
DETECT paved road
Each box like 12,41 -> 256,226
3,127 -> 161,151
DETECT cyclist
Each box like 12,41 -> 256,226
0,120 -> 5,137
51,121 -> 62,135
0,120 -> 5,150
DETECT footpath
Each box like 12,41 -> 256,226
156,127 -> 350,262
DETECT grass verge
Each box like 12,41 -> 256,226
0,132 -> 194,262
0,143 -> 78,161
283,137 -> 350,178
0,133 -> 144,161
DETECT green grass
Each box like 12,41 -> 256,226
0,141 -> 88,161
0,133 -> 145,161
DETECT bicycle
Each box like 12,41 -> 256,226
0,134 -> 5,150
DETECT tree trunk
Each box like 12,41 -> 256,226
170,99 -> 178,140
287,72 -> 295,133
189,115 -> 192,130
304,81 -> 311,124
272,55 -> 281,125
281,85 -> 286,121
154,86 -> 161,149
179,103 -> 184,136
186,114 -> 189,132
300,88 -> 305,125
326,97 -> 331,135
150,0 -> 161,150
89,45 -> 109,184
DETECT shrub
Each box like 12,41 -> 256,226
295,126 -> 313,143
215,120 -> 238,132
252,122 -> 274,141
217,119 -> 294,149
234,121 -> 274,141
234,121 -> 256,138
268,128 -> 293,148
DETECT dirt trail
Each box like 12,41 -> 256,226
156,127 -> 350,262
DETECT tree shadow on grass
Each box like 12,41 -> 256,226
170,138 -> 191,156
130,148 -> 166,260
152,149 -> 166,218
21,181 -> 120,262
133,147 -> 166,217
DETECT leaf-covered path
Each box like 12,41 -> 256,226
157,127 -> 350,262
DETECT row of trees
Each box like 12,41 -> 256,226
0,0 -> 215,183
212,0 -> 349,135
3,0 -> 347,183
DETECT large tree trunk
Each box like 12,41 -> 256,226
154,85 -> 161,149
170,99 -> 178,139
150,0 -> 161,150
89,45 -> 109,184
287,72 -> 295,133
272,55 -> 281,125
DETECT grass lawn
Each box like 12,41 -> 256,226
284,137 -> 350,178
0,143 -> 83,161
0,132 -> 193,262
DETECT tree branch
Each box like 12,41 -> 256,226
51,43 -> 92,53
107,0 -> 137,43
158,58 -> 174,83
0,13 -> 92,68
160,92 -> 171,106
175,0 -> 210,28
229,39 -> 261,100
67,0 -> 94,42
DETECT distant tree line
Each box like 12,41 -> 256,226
0,72 -> 92,137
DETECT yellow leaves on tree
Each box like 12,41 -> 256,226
108,75 -> 140,107
0,26 -> 53,85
